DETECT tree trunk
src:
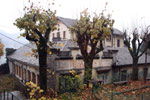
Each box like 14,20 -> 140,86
83,58 -> 93,85
144,50 -> 148,83
132,58 -> 138,81
38,48 -> 47,92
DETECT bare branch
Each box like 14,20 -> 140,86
26,31 -> 38,42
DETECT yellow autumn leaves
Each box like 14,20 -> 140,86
0,43 -> 4,58
26,81 -> 57,100
69,70 -> 81,81
70,9 -> 114,43
26,81 -> 44,99
69,70 -> 76,75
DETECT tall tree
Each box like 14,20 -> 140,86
70,10 -> 114,84
123,27 -> 150,81
0,42 -> 4,58
14,1 -> 57,92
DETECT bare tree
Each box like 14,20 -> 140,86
123,26 -> 150,81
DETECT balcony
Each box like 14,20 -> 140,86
53,37 -> 61,42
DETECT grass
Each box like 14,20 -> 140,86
0,74 -> 18,92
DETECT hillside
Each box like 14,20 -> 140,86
0,30 -> 29,65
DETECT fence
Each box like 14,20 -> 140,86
0,91 -> 22,100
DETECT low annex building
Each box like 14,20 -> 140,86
7,17 -> 150,91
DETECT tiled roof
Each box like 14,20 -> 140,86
58,17 -> 123,36
58,17 -> 77,28
7,43 -> 39,67
105,47 -> 150,66
112,28 -> 123,36
8,40 -> 149,68
7,40 -> 77,67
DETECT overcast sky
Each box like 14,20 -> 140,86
0,0 -> 150,33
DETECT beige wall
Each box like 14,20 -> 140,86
112,35 -> 124,48
49,21 -> 72,41
56,58 -> 112,70
56,60 -> 74,70
49,20 -> 124,49
116,64 -> 150,80
13,61 -> 39,85
104,35 -> 124,48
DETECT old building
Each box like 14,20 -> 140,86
7,17 -> 150,91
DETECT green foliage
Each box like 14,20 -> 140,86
59,70 -> 82,93
63,74 -> 81,92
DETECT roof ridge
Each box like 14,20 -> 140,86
58,16 -> 76,21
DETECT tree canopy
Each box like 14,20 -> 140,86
14,3 -> 57,50
70,9 -> 114,84
14,1 -> 57,92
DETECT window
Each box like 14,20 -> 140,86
16,66 -> 18,75
28,71 -> 31,81
32,72 -> 36,84
21,67 -> 23,79
143,68 -> 148,79
58,28 -> 60,31
52,33 -> 54,38
117,39 -> 120,47
63,31 -> 66,39
98,72 -> 108,84
15,65 -> 17,75
19,66 -> 21,77
121,70 -> 127,81
106,35 -> 111,41
113,69 -> 127,82
37,75 -> 40,86
57,24 -> 60,31
57,32 -> 60,38
23,69 -> 26,81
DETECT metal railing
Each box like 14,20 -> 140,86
113,85 -> 150,100
93,85 -> 150,100
0,91 -> 22,100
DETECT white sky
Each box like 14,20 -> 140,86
1,0 -> 150,33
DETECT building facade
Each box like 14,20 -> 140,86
7,17 -> 150,91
